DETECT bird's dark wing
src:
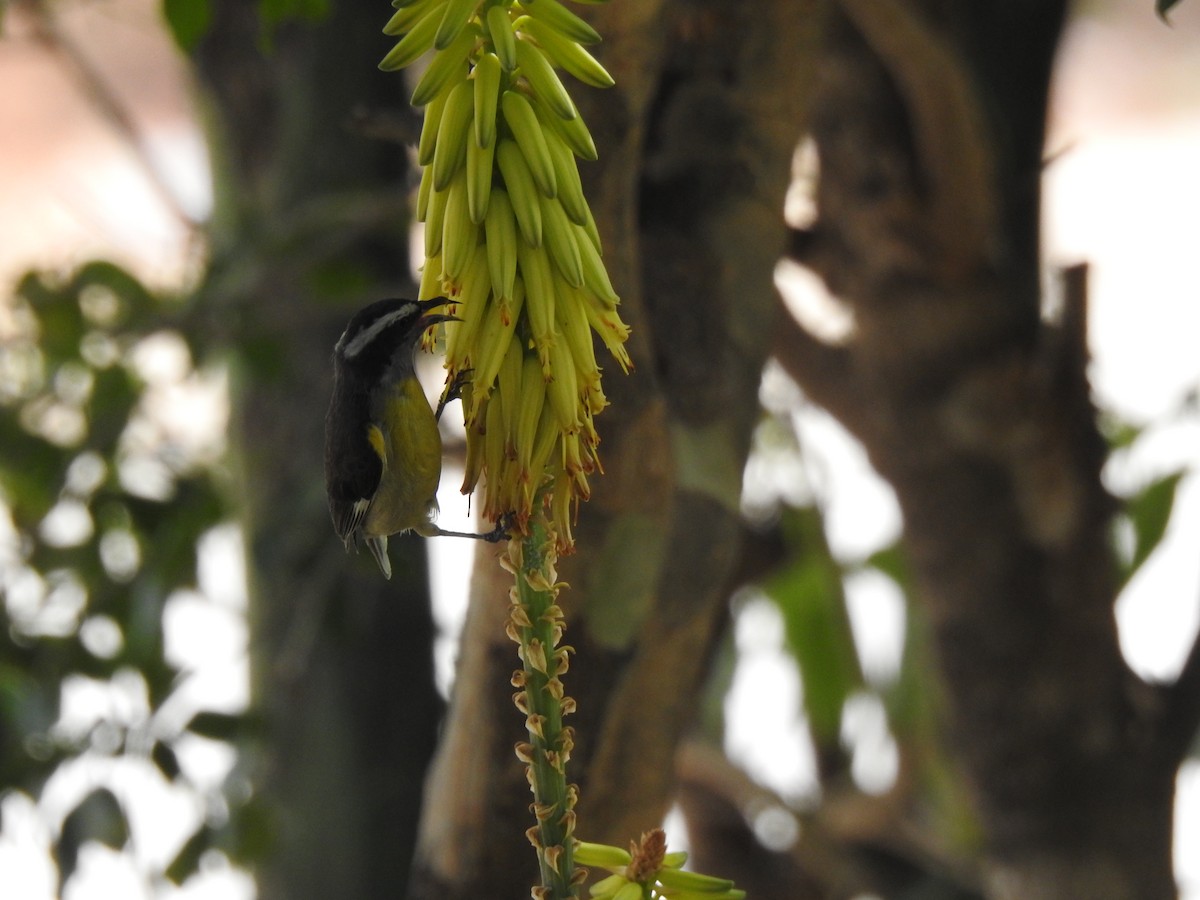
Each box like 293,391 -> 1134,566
324,374 -> 383,545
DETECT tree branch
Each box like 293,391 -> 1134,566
1060,262 -> 1089,360
803,3 -> 1179,894
836,0 -> 995,280
1158,612 -> 1200,764
769,289 -> 866,438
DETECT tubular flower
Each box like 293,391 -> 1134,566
381,0 -> 630,551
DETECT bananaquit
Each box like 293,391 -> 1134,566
324,297 -> 500,579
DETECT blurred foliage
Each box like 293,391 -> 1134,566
161,0 -> 212,51
765,504 -> 863,748
162,0 -> 332,52
1118,470 -> 1185,587
737,392 -> 1196,864
1101,408 -> 1192,589
0,262 -> 246,890
735,407 -> 985,865
259,0 -> 332,29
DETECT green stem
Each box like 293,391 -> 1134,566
510,514 -> 578,899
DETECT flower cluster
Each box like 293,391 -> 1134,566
503,524 -> 583,897
381,0 -> 631,549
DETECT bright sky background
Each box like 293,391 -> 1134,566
1,0 -> 1199,897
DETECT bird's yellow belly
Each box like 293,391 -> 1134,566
363,378 -> 443,537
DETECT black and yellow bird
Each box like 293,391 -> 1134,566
324,297 -> 497,579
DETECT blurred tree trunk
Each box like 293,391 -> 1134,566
191,4 -> 442,899
410,1 -> 820,897
412,2 -> 1198,900
778,2 -> 1194,898
173,1 -> 1199,899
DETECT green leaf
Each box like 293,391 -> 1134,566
229,796 -> 276,865
1157,0 -> 1184,22
863,542 -> 910,589
162,0 -> 213,51
1122,471 -> 1185,584
765,506 -> 863,743
122,478 -> 224,586
152,739 -> 182,781
86,367 -> 139,450
186,711 -> 244,742
0,656 -> 64,786
55,788 -> 129,882
257,0 -> 331,49
1099,413 -> 1143,452
165,826 -> 212,885
0,419 -> 70,523
259,0 -> 331,23
73,261 -> 160,327
19,273 -> 86,365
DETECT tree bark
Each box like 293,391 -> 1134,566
192,4 -> 441,898
780,2 -> 1187,896
409,1 -> 820,897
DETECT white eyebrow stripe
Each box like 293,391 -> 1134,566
340,304 -> 418,358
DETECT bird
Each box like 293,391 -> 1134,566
324,297 -> 501,579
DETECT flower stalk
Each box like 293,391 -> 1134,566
503,513 -> 581,899
379,1 -> 633,895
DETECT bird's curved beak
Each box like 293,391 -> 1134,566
417,295 -> 461,328
418,296 -> 453,313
